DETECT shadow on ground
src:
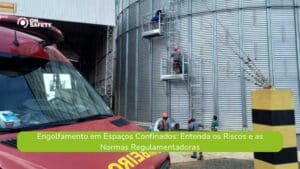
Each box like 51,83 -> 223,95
172,159 -> 300,169
172,158 -> 253,169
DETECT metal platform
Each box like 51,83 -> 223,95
142,12 -> 164,38
160,74 -> 186,81
142,28 -> 162,38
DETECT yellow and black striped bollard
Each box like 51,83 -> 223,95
252,89 -> 298,169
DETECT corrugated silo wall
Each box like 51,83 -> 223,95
115,0 -> 300,131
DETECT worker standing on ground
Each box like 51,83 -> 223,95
211,115 -> 219,131
188,116 -> 204,160
157,112 -> 171,131
170,44 -> 182,74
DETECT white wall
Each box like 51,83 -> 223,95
0,0 -> 115,26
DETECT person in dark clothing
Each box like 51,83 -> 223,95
151,10 -> 162,22
211,115 -> 219,131
157,112 -> 171,131
188,116 -> 204,160
151,10 -> 162,29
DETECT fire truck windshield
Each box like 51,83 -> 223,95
0,54 -> 113,131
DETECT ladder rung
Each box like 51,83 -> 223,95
191,108 -> 202,110
190,84 -> 201,87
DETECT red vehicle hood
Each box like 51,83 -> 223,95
0,116 -> 169,169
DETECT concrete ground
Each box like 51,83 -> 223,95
172,159 -> 253,169
170,152 -> 253,163
134,123 -> 300,168
170,153 -> 253,169
170,152 -> 300,169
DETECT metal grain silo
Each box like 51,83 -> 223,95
115,0 -> 300,132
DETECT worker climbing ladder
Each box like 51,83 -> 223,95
142,0 -> 198,123
141,0 -> 188,80
160,0 -> 188,81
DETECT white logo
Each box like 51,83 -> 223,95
17,17 -> 29,28
17,17 -> 52,28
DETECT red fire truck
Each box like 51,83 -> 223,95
0,15 -> 170,169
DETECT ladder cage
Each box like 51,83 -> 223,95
160,48 -> 189,81
160,0 -> 189,81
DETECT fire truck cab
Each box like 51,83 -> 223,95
0,15 -> 170,169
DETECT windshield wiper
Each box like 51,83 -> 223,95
74,114 -> 113,123
0,128 -> 22,134
26,114 -> 113,129
36,114 -> 113,128
0,114 -> 114,134
0,121 -> 76,134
